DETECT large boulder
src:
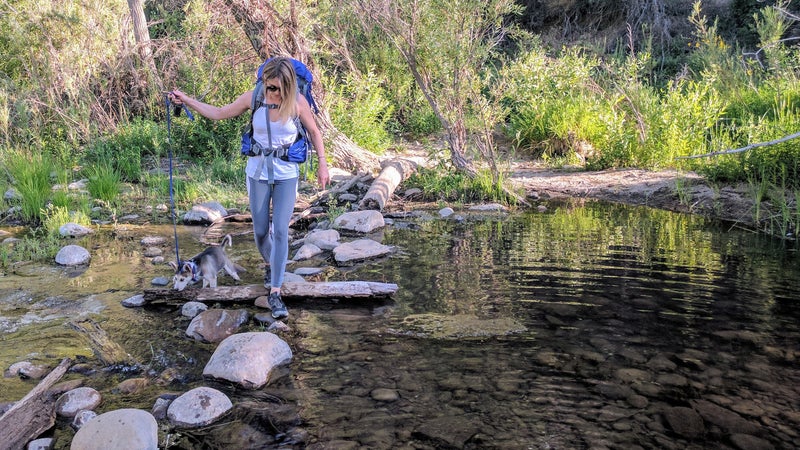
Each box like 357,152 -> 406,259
203,332 -> 292,389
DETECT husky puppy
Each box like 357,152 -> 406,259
169,235 -> 244,291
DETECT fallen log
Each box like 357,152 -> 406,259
142,281 -> 398,305
359,158 -> 418,211
67,318 -> 138,367
0,358 -> 71,449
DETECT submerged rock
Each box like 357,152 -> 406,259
186,309 -> 249,343
394,314 -> 527,340
70,408 -> 158,450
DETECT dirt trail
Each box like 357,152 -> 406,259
507,162 -> 759,227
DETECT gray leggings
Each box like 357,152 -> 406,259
248,176 -> 297,288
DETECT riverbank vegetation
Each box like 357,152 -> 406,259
2,0 -> 800,260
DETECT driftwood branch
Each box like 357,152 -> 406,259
0,358 -> 71,449
677,131 -> 800,159
67,319 -> 137,367
143,281 -> 398,305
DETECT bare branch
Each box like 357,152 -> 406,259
676,131 -> 800,159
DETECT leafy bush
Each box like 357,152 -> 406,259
82,119 -> 165,183
326,70 -> 395,154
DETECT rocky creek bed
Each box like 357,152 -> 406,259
1,158 -> 798,449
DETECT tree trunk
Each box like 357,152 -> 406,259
126,0 -> 162,89
359,158 -> 418,211
223,0 -> 381,174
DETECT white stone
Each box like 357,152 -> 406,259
203,332 -> 292,389
55,387 -> 102,418
167,387 -> 232,428
181,301 -> 208,318
333,210 -> 385,234
468,202 -> 507,212
183,201 -> 227,225
292,243 -> 323,261
27,437 -> 54,450
121,294 -> 146,308
304,229 -> 341,250
59,222 -> 93,238
71,409 -> 98,430
140,236 -> 167,246
333,239 -> 393,266
55,245 -> 91,266
70,408 -> 158,450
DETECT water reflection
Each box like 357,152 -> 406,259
0,200 -> 798,449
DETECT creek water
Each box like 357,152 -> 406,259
1,199 -> 798,449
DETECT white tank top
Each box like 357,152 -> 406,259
245,106 -> 299,181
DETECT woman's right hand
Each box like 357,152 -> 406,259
168,90 -> 187,106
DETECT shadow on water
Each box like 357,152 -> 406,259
1,199 -> 799,449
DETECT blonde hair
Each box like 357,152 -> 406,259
261,56 -> 298,123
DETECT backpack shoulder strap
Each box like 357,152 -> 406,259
251,79 -> 264,111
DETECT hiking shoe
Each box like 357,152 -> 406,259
268,291 -> 288,319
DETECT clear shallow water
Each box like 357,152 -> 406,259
1,200 -> 798,449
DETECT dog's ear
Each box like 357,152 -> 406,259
168,261 -> 178,271
181,262 -> 193,273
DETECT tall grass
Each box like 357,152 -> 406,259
42,205 -> 92,237
406,166 -> 515,205
4,150 -> 54,224
86,164 -> 121,206
502,2 -> 800,191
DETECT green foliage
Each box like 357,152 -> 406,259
0,230 -> 63,271
406,166 -> 514,204
82,119 -> 166,183
171,116 -> 244,162
4,150 -> 54,224
42,204 -> 92,237
86,164 -> 121,206
326,70 -> 395,154
184,157 -> 246,207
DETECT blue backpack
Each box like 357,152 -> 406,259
241,58 -> 318,163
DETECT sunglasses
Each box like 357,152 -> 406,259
265,85 -> 280,92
